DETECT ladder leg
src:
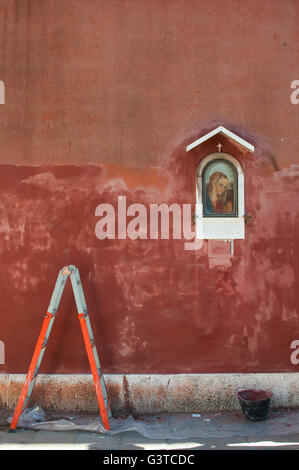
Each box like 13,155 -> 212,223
70,266 -> 111,431
78,312 -> 110,431
84,313 -> 112,419
9,312 -> 55,431
9,267 -> 69,431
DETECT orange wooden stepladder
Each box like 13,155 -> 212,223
9,265 -> 111,432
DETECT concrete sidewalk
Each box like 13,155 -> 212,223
0,408 -> 299,451
0,427 -> 299,450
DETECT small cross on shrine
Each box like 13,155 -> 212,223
217,142 -> 223,152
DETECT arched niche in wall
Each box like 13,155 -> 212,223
186,126 -> 255,241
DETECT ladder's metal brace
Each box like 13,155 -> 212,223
9,265 -> 111,432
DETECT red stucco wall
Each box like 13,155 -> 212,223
0,0 -> 298,374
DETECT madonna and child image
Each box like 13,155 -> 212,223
202,159 -> 237,216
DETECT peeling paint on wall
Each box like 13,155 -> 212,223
0,158 -> 298,375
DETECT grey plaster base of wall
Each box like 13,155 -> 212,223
0,373 -> 298,414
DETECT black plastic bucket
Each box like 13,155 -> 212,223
237,389 -> 273,421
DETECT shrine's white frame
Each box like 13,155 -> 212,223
195,153 -> 245,240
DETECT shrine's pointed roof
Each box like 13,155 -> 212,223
186,125 -> 255,153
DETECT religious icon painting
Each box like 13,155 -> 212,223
202,159 -> 238,216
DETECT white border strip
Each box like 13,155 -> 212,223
1,373 -> 298,413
